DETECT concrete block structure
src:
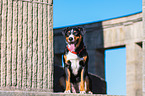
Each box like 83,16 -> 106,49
54,9 -> 145,96
0,0 -> 53,92
143,0 -> 145,96
0,0 -> 144,96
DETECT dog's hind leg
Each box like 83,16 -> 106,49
85,76 -> 93,94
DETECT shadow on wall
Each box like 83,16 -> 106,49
53,65 -> 106,94
53,22 -> 105,94
54,22 -> 104,78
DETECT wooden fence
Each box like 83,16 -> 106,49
0,0 -> 53,92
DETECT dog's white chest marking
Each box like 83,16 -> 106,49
66,52 -> 83,75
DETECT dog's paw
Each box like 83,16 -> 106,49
80,91 -> 86,94
64,90 -> 71,93
88,91 -> 93,94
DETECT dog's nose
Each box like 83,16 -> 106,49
69,37 -> 73,41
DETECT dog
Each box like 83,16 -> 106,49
62,27 -> 92,94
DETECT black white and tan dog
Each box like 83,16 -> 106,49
62,27 -> 92,94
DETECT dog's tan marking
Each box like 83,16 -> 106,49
64,55 -> 70,65
85,76 -> 91,93
66,37 -> 69,43
65,68 -> 71,91
75,35 -> 82,48
74,34 -> 80,41
80,69 -> 85,92
83,56 -> 87,62
64,55 -> 67,63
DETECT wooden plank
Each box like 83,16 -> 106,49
22,1 -> 28,88
12,0 -> 18,86
27,0 -> 33,89
37,0 -> 43,89
1,0 -> 8,87
17,0 -> 23,88
32,0 -> 38,89
6,0 -> 12,87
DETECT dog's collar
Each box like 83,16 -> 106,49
67,45 -> 85,54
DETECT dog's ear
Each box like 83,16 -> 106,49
62,27 -> 70,36
77,27 -> 86,36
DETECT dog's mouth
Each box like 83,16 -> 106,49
68,44 -> 75,51
67,40 -> 79,51
68,41 -> 75,44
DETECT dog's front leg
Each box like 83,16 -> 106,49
80,56 -> 88,66
80,67 -> 86,94
79,55 -> 88,94
63,55 -> 71,93
64,67 -> 71,93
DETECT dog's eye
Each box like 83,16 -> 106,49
73,32 -> 79,36
66,32 -> 70,36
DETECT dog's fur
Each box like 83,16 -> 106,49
62,27 -> 92,94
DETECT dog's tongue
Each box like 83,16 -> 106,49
69,44 -> 75,51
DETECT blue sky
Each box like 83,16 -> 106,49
53,0 -> 142,28
105,48 -> 126,95
53,0 -> 142,95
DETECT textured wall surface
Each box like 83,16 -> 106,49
0,0 -> 53,92
0,91 -> 124,96
143,0 -> 145,96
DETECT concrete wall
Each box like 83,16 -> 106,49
54,12 -> 143,96
0,0 -> 53,92
103,13 -> 143,96
103,13 -> 143,48
143,0 -> 145,96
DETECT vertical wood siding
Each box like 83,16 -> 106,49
0,0 -> 53,91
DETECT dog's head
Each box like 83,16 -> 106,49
62,27 -> 86,45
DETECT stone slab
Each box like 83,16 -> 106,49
0,91 -> 125,96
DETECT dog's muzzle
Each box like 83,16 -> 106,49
68,34 -> 74,42
69,37 -> 73,42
